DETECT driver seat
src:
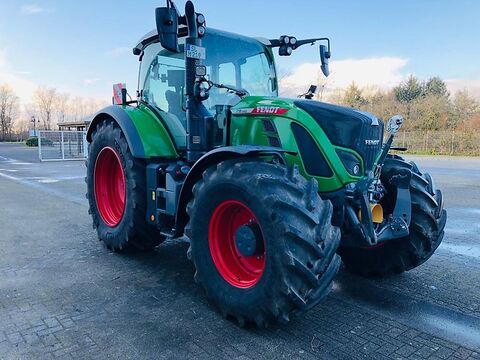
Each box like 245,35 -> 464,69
147,91 -> 186,149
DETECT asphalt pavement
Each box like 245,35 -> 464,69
0,142 -> 479,359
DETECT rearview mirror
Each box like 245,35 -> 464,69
155,7 -> 179,52
319,44 -> 331,77
387,115 -> 405,135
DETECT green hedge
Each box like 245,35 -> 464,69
25,137 -> 38,147
25,137 -> 54,147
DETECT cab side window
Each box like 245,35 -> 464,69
142,53 -> 186,127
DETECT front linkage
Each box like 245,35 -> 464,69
342,115 -> 412,247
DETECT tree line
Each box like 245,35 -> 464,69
329,76 -> 480,133
0,84 -> 107,141
1,76 -> 479,149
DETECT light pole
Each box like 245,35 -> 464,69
31,116 -> 37,136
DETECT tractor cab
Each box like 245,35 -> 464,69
135,29 -> 278,149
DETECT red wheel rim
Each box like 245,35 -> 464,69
208,200 -> 265,288
94,147 -> 126,227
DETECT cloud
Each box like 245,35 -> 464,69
0,72 -> 37,104
21,4 -> 52,15
107,47 -> 131,57
83,78 -> 101,85
0,49 -> 37,104
445,79 -> 480,100
280,57 -> 409,97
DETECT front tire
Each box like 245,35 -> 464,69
185,160 -> 341,327
86,119 -> 164,252
339,155 -> 447,276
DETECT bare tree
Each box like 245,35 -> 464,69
14,116 -> 30,135
56,92 -> 70,123
70,96 -> 88,122
68,97 -> 106,122
34,86 -> 58,130
0,84 -> 19,141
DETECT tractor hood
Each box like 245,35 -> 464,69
293,100 -> 384,171
231,96 -> 384,172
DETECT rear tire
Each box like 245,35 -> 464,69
86,119 -> 164,252
185,159 -> 341,327
339,155 -> 447,276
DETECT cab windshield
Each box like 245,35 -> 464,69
139,29 -> 277,128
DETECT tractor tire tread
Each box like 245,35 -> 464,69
86,119 -> 164,252
185,159 -> 340,327
339,154 -> 446,277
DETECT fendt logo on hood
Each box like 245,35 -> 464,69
365,139 -> 380,146
253,106 -> 288,114
232,107 -> 289,116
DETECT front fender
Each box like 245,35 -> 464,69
174,145 -> 294,236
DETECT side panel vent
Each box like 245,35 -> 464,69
291,123 -> 333,178
261,118 -> 282,148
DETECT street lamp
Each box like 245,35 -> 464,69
31,116 -> 38,136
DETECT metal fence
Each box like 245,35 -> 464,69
38,131 -> 88,161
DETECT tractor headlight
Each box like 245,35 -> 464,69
290,37 -> 297,45
283,36 -> 290,44
353,164 -> 360,175
198,26 -> 206,36
197,13 -> 205,24
336,149 -> 363,177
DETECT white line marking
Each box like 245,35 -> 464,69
38,179 -> 59,184
0,172 -> 86,206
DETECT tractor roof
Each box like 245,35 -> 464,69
133,28 -> 270,55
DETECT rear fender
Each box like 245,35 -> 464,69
87,106 -> 145,157
86,105 -> 178,159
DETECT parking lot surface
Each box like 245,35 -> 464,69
1,143 -> 479,359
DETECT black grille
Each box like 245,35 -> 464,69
359,119 -> 384,171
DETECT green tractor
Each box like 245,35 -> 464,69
86,0 -> 447,326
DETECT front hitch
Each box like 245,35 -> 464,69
343,168 -> 412,247
375,168 -> 411,242
341,113 -> 412,248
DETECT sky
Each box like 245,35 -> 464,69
0,0 -> 479,104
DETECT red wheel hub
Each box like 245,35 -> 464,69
208,200 -> 265,288
94,147 -> 126,227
